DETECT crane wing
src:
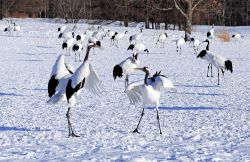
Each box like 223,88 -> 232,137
152,76 -> 175,91
47,74 -> 71,104
84,64 -> 103,95
125,80 -> 144,105
50,55 -> 72,79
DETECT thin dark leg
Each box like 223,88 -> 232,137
221,69 -> 224,76
218,69 -> 220,85
66,107 -> 80,137
156,108 -> 162,134
133,108 -> 145,133
79,52 -> 81,61
211,64 -> 213,77
125,74 -> 129,90
66,107 -> 72,136
116,40 -> 119,47
207,64 -> 210,77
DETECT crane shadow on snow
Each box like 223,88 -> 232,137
18,52 -> 56,56
176,92 -> 224,96
0,92 -> 23,96
0,126 -> 50,132
146,106 -> 224,111
35,45 -> 55,49
176,84 -> 217,88
17,59 -> 44,62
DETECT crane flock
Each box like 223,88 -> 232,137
2,22 -> 234,137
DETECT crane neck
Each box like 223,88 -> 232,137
84,45 -> 92,62
144,70 -> 149,85
206,41 -> 210,51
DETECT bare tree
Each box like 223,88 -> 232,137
0,0 -> 3,19
50,0 -> 85,23
1,0 -> 16,18
150,0 -> 204,34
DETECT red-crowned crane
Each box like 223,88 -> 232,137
125,67 -> 175,134
197,42 -> 233,85
176,37 -> 186,55
72,43 -> 84,62
111,31 -> 128,47
127,42 -> 149,54
156,33 -> 168,48
129,28 -> 143,44
113,52 -> 140,90
190,38 -> 200,54
48,42 -> 102,137
58,25 -> 67,32
62,38 -> 75,56
207,24 -> 214,39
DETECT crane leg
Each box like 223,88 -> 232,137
156,106 -> 162,134
79,52 -> 81,62
75,52 -> 77,62
218,69 -> 220,85
207,64 -> 210,77
132,108 -> 145,134
125,75 -> 129,90
221,69 -> 224,76
211,64 -> 213,77
66,107 -> 80,137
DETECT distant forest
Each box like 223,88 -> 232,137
1,0 -> 250,31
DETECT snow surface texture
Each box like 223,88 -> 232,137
0,19 -> 250,161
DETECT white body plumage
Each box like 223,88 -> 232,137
207,24 -> 214,39
48,54 -> 74,99
59,31 -> 74,40
58,25 -> 67,32
129,29 -> 143,43
176,38 -> 186,54
127,42 -> 149,54
126,74 -> 175,105
156,33 -> 168,47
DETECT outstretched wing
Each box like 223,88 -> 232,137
84,64 -> 103,95
125,80 -> 144,105
152,76 -> 175,91
47,74 -> 71,104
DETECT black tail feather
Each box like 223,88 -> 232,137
76,35 -> 81,41
207,32 -> 211,38
48,75 -> 59,98
197,50 -> 207,58
62,42 -> 67,49
72,44 -> 79,51
58,33 -> 62,38
129,36 -> 132,42
127,44 -> 134,51
113,65 -> 123,80
225,60 -> 233,73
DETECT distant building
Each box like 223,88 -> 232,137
7,0 -> 47,18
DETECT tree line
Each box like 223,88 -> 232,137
1,0 -> 250,33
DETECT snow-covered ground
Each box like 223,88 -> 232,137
0,19 -> 249,161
